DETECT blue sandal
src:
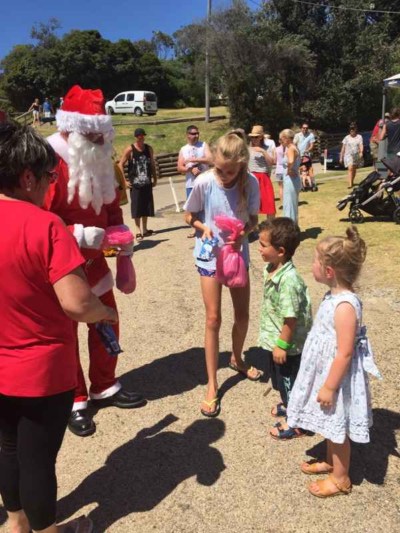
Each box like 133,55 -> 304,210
271,402 -> 287,418
270,422 -> 310,440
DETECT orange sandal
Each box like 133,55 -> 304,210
308,474 -> 352,498
301,460 -> 333,475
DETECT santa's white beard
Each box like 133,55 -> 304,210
67,132 -> 116,215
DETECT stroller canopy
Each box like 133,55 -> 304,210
384,74 -> 400,88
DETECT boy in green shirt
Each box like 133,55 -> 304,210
258,218 -> 312,440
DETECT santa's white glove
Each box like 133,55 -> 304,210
73,224 -> 105,250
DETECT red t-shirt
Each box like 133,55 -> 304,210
0,200 -> 85,397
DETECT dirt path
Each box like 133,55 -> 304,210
2,189 -> 398,533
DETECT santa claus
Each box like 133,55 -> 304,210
45,85 -> 145,437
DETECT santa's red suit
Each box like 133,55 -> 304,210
42,86 -> 143,430
45,132 -> 122,409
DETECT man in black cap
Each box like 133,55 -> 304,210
118,128 -> 157,240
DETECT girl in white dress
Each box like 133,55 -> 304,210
287,226 -> 381,498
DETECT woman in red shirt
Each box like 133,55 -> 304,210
0,122 -> 117,533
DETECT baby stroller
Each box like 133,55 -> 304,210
336,156 -> 400,224
300,154 -> 318,192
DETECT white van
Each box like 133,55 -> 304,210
105,91 -> 158,116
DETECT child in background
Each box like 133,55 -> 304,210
184,133 -> 262,418
258,218 -> 312,439
287,226 -> 381,498
300,163 -> 312,192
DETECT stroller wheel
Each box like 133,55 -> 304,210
393,207 -> 400,224
349,208 -> 364,224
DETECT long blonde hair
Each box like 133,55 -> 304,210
211,132 -> 250,212
317,226 -> 367,288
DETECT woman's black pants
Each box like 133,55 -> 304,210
0,390 -> 74,531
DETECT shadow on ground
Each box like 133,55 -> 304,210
134,238 -> 169,251
305,407 -> 400,486
119,347 -> 269,402
300,226 -> 323,240
57,416 -> 226,531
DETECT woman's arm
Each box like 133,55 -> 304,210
149,146 -> 157,187
317,302 -> 357,407
53,267 -> 118,324
359,136 -> 364,157
379,124 -> 387,141
339,139 -> 346,162
286,145 -> 298,176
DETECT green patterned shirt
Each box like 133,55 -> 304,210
258,260 -> 312,356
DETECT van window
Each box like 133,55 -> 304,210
115,94 -> 126,102
145,93 -> 157,102
127,94 -> 135,101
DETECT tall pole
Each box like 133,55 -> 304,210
205,0 -> 212,123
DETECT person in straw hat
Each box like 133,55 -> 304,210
248,125 -> 276,219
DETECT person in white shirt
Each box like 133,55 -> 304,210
177,125 -> 211,237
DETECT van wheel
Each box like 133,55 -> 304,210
107,107 -> 114,115
134,107 -> 143,117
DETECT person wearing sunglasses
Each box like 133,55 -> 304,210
0,121 -> 119,533
177,125 -> 212,237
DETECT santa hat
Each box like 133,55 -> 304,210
56,85 -> 113,134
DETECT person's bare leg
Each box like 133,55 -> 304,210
142,216 -> 148,234
6,510 -> 30,533
348,166 -> 356,187
228,279 -> 259,379
279,182 -> 283,203
309,438 -> 351,495
301,439 -> 333,473
200,276 -> 222,412
134,218 -> 142,236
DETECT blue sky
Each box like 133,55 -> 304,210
1,0 -> 256,61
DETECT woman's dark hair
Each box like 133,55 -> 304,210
0,121 -> 57,191
259,217 -> 301,260
349,122 -> 358,132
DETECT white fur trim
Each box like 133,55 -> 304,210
56,109 -> 113,134
72,401 -> 88,411
73,224 -> 85,247
90,381 -> 121,400
82,227 -> 105,249
47,132 -> 69,163
91,271 -> 114,296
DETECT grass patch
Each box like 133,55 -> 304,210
39,106 -> 231,156
291,177 -> 399,286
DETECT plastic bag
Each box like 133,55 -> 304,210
104,225 -> 136,294
214,215 -> 248,288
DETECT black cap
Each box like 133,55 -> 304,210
134,128 -> 146,136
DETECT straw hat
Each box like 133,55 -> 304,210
248,125 -> 265,137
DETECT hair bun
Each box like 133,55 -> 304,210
345,225 -> 366,263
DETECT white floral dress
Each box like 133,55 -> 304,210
287,291 -> 381,444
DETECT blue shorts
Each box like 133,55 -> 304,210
197,266 -> 216,277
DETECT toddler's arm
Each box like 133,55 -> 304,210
317,302 -> 357,407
